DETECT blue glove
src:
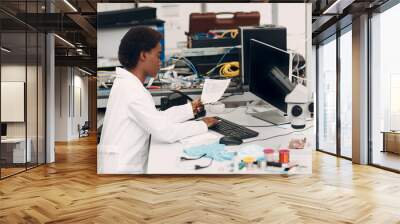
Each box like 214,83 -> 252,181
183,143 -> 235,162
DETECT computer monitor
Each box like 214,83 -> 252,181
1,123 -> 7,137
240,25 -> 287,85
248,39 -> 295,124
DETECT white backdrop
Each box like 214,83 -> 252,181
1,82 -> 25,122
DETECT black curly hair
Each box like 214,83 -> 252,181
118,26 -> 162,69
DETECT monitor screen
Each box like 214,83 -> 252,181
1,123 -> 7,137
248,39 -> 294,113
240,26 -> 287,85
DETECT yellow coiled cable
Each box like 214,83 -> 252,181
218,61 -> 240,78
219,29 -> 239,39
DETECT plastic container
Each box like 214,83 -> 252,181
279,149 -> 290,164
243,156 -> 255,170
263,148 -> 275,162
256,157 -> 266,169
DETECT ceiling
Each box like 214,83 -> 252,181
311,0 -> 390,43
0,0 -> 98,72
0,0 -> 394,71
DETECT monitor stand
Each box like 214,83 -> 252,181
251,109 -> 290,125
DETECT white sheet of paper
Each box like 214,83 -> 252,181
201,79 -> 231,104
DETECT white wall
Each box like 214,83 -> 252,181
1,63 -> 46,164
1,64 -> 25,81
55,67 -> 68,141
138,3 -> 202,55
1,82 -> 25,122
277,4 -> 309,60
72,73 -> 89,138
1,65 -> 26,140
1,64 -> 25,128
98,3 -> 136,12
1,65 -> 31,138
55,67 -> 89,141
205,3 -> 272,22
97,3 -> 141,63
98,27 -> 135,61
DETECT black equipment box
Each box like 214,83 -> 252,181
187,12 -> 260,48
97,7 -> 157,28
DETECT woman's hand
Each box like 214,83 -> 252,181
191,98 -> 204,115
202,117 -> 219,128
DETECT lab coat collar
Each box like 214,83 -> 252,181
116,67 -> 143,84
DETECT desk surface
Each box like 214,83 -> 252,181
147,107 -> 314,174
381,131 -> 400,134
1,138 -> 27,143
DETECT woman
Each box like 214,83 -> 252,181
98,26 -> 218,174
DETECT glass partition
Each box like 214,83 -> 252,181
317,36 -> 337,155
370,3 -> 400,171
0,0 -> 46,179
339,28 -> 352,158
1,24 -> 28,178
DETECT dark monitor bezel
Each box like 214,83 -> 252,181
248,38 -> 293,113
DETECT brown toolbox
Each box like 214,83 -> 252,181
188,12 -> 260,35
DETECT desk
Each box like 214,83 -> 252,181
147,107 -> 314,174
382,131 -> 400,154
1,138 -> 32,164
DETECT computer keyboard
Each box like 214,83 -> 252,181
209,117 -> 259,139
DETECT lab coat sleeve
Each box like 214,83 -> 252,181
128,97 -> 208,143
159,102 -> 194,123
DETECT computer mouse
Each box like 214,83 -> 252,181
219,136 -> 243,146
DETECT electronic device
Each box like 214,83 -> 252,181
308,102 -> 314,118
97,7 -> 157,28
219,136 -> 243,146
1,123 -> 7,139
248,39 -> 295,125
160,90 -> 206,119
181,46 -> 235,57
240,25 -> 287,85
185,47 -> 240,78
209,116 -> 259,139
285,84 -> 310,129
97,7 -> 166,63
188,12 -> 260,48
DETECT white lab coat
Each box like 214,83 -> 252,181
98,67 -> 208,174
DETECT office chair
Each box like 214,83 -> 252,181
78,121 -> 90,138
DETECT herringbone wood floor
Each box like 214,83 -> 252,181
1,135 -> 400,224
